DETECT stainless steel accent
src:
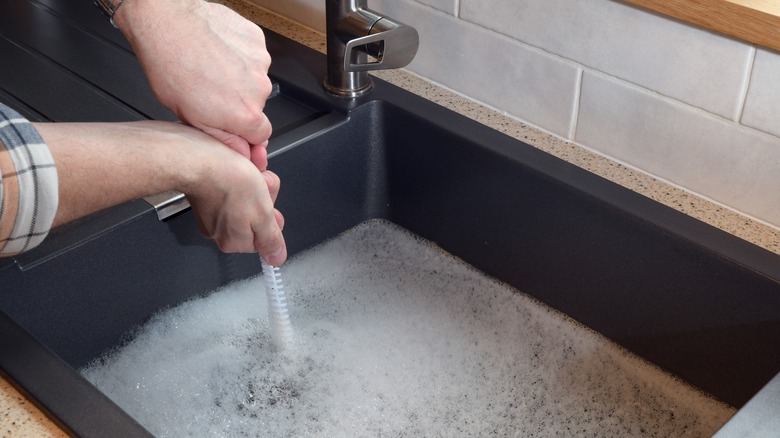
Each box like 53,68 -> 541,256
713,371 -> 780,437
324,0 -> 419,97
143,191 -> 190,221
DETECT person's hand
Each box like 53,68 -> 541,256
136,122 -> 287,265
114,0 -> 273,171
181,130 -> 287,265
36,120 -> 287,265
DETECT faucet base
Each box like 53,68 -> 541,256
323,0 -> 418,98
323,76 -> 374,98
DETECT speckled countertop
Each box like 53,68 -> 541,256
3,1 -> 780,436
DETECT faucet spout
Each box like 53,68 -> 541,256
324,0 -> 419,97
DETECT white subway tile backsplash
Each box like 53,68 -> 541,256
741,48 -> 780,138
413,0 -> 457,16
577,72 -> 780,227
459,0 -> 752,120
248,0 -> 325,32
243,0 -> 780,226
374,0 -> 580,137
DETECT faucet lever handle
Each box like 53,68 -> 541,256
344,19 -> 419,72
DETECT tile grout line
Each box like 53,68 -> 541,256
568,67 -> 584,141
735,45 -> 757,124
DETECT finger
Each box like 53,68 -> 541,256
256,224 -> 287,266
200,112 -> 272,164
231,108 -> 272,147
193,213 -> 210,240
262,170 -> 280,203
250,140 -> 269,171
190,202 -> 255,253
254,169 -> 286,265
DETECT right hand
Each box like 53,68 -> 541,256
169,123 -> 287,265
38,120 -> 287,265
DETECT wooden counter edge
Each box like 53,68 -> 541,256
622,0 -> 780,51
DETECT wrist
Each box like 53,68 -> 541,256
112,0 -> 201,33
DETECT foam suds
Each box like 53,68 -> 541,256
81,220 -> 734,437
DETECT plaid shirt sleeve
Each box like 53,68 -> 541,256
0,103 -> 58,256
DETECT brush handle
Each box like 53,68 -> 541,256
261,258 -> 293,349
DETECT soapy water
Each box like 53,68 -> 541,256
81,220 -> 734,437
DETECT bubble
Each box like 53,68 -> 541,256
81,220 -> 733,437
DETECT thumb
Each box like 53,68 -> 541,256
256,225 -> 287,266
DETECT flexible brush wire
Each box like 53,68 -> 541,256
261,258 -> 293,349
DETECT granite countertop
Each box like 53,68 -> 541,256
2,0 -> 780,435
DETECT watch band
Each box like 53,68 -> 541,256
93,0 -> 126,28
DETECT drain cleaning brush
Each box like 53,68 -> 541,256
261,258 -> 293,349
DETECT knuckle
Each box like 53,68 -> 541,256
238,106 -> 266,129
258,76 -> 273,99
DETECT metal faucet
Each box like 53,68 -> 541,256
323,0 -> 419,97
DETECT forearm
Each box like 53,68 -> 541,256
32,120 -> 287,264
34,121 -> 202,227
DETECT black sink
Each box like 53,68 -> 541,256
2,1 -> 780,436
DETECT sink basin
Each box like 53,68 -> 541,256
1,1 -> 780,436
